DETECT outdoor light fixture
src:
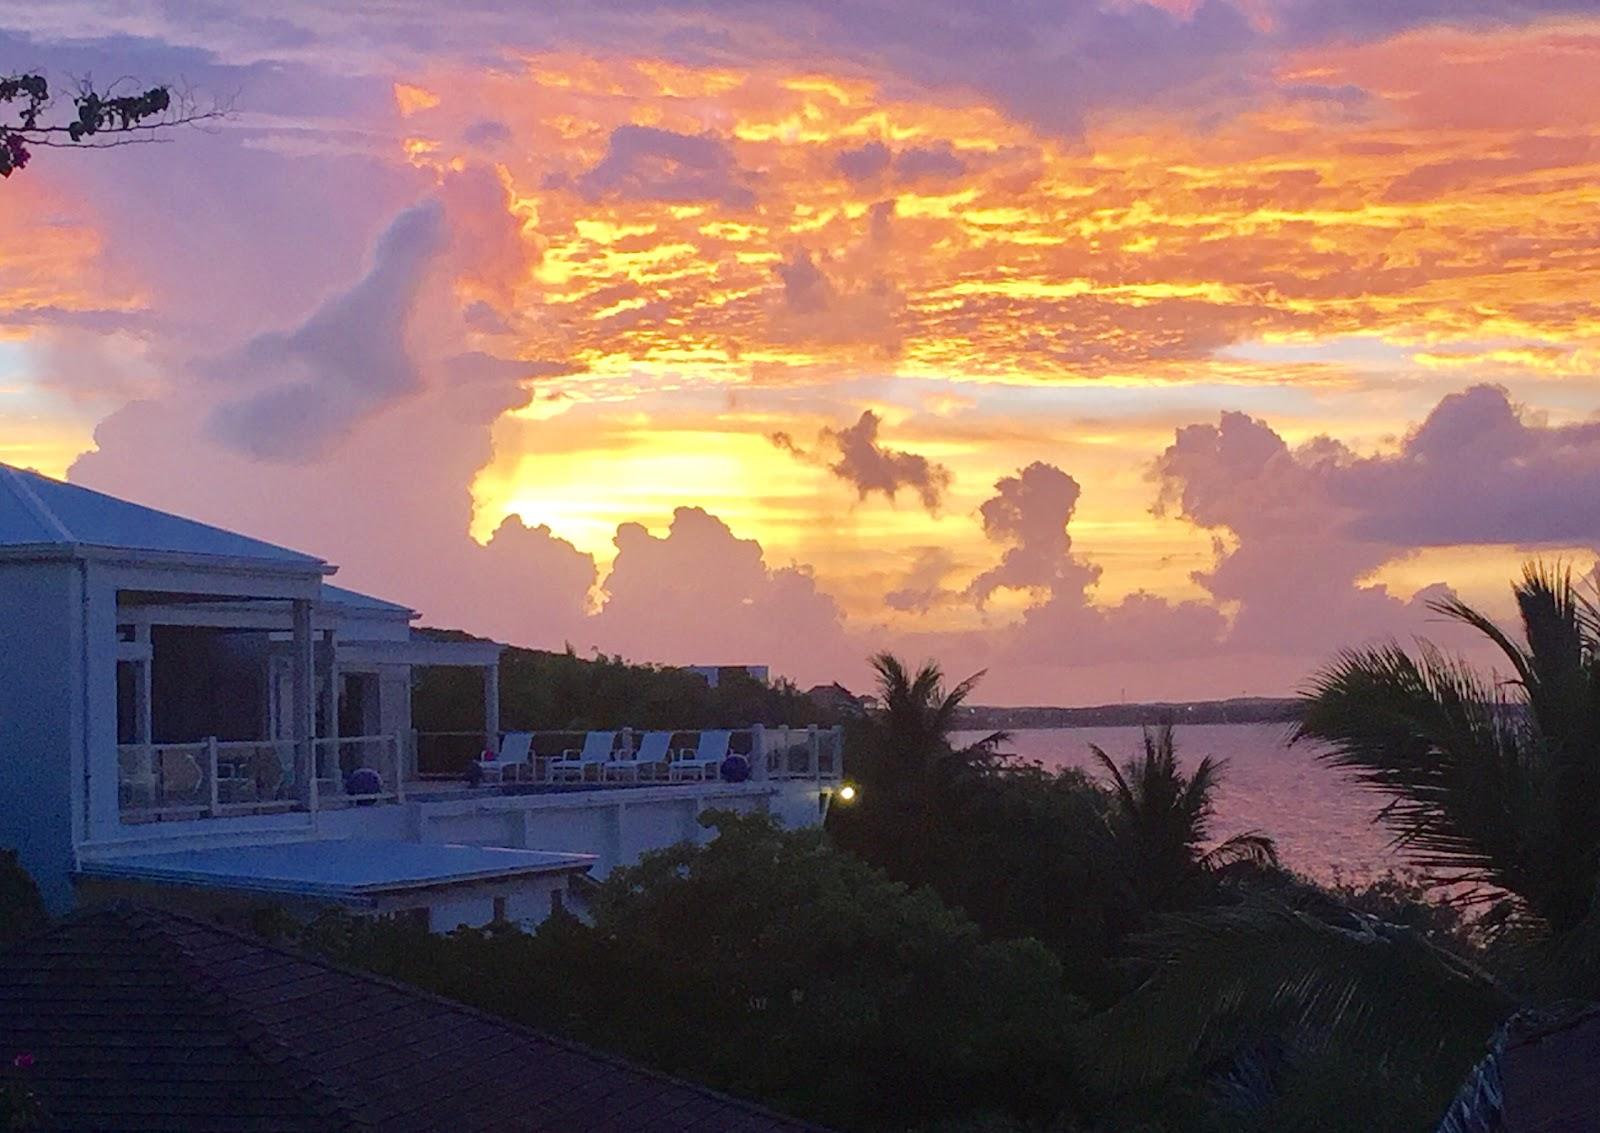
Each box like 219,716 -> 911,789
819,782 -> 859,817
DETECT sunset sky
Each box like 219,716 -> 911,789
4,0 -> 1600,702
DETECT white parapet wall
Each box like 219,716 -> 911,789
405,779 -> 828,876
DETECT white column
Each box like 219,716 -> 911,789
323,630 -> 340,740
483,662 -> 500,751
322,629 -> 340,792
134,623 -> 152,745
290,599 -> 315,806
751,723 -> 768,781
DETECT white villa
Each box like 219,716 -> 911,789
0,465 -> 844,931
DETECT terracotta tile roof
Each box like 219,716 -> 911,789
0,904 -> 829,1133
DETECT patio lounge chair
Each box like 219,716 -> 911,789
475,732 -> 533,785
669,730 -> 731,782
603,731 -> 674,782
548,731 -> 616,782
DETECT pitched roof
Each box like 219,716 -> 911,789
0,464 -> 324,567
320,583 -> 415,616
0,904 -> 828,1133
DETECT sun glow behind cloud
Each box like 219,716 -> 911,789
355,23 -> 1600,629
6,6 -> 1600,695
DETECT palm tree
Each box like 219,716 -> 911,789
1083,565 -> 1600,1118
1297,561 -> 1600,940
1090,724 -> 1277,912
869,651 -> 998,781
830,653 -> 999,885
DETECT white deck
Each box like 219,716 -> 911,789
76,839 -> 595,900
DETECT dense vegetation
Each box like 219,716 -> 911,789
415,639 -> 835,733
306,812 -> 1080,1131
385,568 -> 1600,1130
11,563 -> 1600,1129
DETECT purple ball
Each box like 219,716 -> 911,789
346,767 -> 383,796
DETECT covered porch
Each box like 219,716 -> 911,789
114,588 -> 501,824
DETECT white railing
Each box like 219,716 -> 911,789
117,733 -> 404,822
752,724 -> 844,781
416,725 -> 846,786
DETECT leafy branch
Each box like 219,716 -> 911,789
0,72 -> 227,177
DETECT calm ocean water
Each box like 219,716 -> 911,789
950,722 -> 1401,886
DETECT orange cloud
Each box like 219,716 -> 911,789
359,23 -> 1600,632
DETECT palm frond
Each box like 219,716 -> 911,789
1427,594 -> 1534,693
1198,832 -> 1279,874
1086,895 -> 1513,1095
1296,641 -> 1538,909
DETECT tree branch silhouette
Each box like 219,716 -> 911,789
0,73 -> 228,177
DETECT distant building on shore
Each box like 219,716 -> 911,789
805,683 -> 875,719
685,664 -> 770,689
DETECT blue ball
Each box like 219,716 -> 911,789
346,767 -> 383,795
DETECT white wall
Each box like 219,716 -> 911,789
370,874 -> 571,932
412,781 -> 825,877
0,560 -> 81,910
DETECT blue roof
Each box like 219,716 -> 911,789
0,464 -> 324,567
78,839 -> 595,900
321,582 -> 415,615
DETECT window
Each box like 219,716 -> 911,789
492,895 -> 507,923
550,887 -> 564,916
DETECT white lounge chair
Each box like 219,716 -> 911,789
548,731 -> 616,782
604,731 -> 674,782
670,730 -> 731,782
475,732 -> 533,785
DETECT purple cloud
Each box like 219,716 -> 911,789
207,200 -> 447,462
567,124 -> 755,207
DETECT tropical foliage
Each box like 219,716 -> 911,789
1087,563 -> 1600,1127
1090,723 -> 1277,913
20,569 -> 1600,1130
827,653 -> 1005,885
415,638 -> 831,733
0,851 -> 45,947
1299,564 -> 1600,977
305,812 -> 1081,1132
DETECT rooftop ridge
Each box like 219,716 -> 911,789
0,464 -> 74,542
0,462 -> 328,566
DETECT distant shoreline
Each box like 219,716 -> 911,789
954,696 -> 1300,731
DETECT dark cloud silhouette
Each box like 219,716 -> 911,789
590,507 -> 852,674
769,249 -> 902,350
1158,384 -> 1600,558
462,119 -> 512,147
1339,385 -> 1600,547
968,461 -> 1101,605
774,410 -> 951,512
